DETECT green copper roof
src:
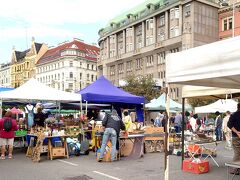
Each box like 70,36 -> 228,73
108,0 -> 164,25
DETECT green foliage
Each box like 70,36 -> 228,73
187,97 -> 215,108
121,75 -> 161,101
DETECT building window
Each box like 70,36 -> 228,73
174,26 -> 180,36
69,61 -> 73,67
170,27 -> 174,38
170,8 -> 179,20
80,73 -> 82,80
136,58 -> 142,69
110,65 -> 115,76
109,35 -> 116,58
185,4 -> 191,17
87,64 -> 89,69
146,55 -> 154,67
170,48 -> 179,53
126,61 -> 132,72
222,17 -> 233,31
157,52 -> 166,64
118,63 -> 124,74
146,19 -> 153,30
159,15 -> 165,26
91,74 -> 94,81
160,31 -> 165,41
69,72 -> 73,78
87,74 -> 90,81
68,83 -> 73,90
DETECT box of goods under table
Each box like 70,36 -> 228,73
182,159 -> 209,174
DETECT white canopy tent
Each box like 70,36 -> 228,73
0,78 -> 82,101
164,36 -> 240,180
166,36 -> 240,90
195,99 -> 238,113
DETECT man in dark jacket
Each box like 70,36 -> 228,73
98,109 -> 125,162
228,103 -> 240,162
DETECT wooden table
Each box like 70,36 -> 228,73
26,134 -> 69,161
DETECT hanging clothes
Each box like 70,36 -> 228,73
25,104 -> 34,128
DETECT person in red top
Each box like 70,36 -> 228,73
0,111 -> 18,159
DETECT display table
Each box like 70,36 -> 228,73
46,135 -> 69,160
26,134 -> 69,161
225,161 -> 240,180
119,134 -> 145,160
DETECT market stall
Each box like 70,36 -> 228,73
166,36 -> 240,178
77,76 -> 146,160
0,78 -> 82,162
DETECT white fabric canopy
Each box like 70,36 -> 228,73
166,36 -> 240,89
181,85 -> 240,98
195,99 -> 238,113
0,78 -> 81,102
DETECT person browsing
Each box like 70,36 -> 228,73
98,109 -> 125,162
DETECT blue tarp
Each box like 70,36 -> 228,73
77,76 -> 144,105
0,87 -> 14,92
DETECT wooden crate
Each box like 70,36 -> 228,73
52,147 -> 65,157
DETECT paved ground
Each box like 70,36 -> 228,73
0,141 -> 235,180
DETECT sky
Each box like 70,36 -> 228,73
0,0 -> 146,64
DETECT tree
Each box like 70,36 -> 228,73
121,75 -> 161,101
187,97 -> 215,108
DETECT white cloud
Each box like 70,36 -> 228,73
0,0 -> 146,25
0,25 -> 83,40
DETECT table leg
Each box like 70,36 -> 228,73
48,139 -> 52,160
64,138 -> 69,159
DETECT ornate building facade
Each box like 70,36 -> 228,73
11,37 -> 48,87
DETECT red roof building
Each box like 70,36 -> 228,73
36,39 -> 100,92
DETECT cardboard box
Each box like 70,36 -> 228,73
182,160 -> 209,174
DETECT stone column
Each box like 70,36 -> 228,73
123,29 -> 126,54
165,11 -> 169,39
142,21 -> 145,47
179,4 -> 183,36
153,16 -> 157,43
132,26 -> 135,51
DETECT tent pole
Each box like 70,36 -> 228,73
164,85 -> 170,180
181,98 -> 185,168
86,101 -> 88,117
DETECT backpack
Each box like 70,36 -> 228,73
3,118 -> 12,132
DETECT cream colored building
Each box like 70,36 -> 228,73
0,63 -> 11,87
98,0 -> 219,101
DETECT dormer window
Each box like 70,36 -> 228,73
71,44 -> 78,48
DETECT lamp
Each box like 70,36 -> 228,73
220,0 -> 235,37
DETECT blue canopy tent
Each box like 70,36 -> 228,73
77,76 -> 144,104
77,76 -> 145,121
